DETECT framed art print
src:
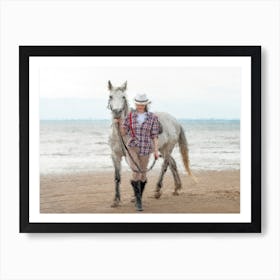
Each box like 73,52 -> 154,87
19,45 -> 261,233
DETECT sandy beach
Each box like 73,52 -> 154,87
40,169 -> 240,213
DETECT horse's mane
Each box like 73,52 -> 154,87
123,96 -> 130,117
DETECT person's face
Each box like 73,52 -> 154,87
136,104 -> 145,112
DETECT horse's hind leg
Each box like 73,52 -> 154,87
111,153 -> 122,207
169,156 -> 182,196
155,156 -> 169,199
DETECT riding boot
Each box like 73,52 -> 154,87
133,180 -> 143,211
140,180 -> 147,198
130,180 -> 137,203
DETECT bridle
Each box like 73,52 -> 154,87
107,97 -> 159,173
106,98 -> 113,110
107,96 -> 127,112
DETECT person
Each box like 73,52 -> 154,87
114,93 -> 160,211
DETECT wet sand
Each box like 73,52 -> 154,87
40,169 -> 240,213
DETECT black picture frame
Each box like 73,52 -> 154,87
19,45 -> 261,233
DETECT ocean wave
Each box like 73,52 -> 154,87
40,120 -> 240,174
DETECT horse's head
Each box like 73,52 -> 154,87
107,80 -> 129,118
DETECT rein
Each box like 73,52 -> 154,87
129,112 -> 136,138
108,97 -> 159,173
116,123 -> 159,174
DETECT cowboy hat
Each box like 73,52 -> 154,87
134,93 -> 151,105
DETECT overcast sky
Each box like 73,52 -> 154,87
39,65 -> 241,120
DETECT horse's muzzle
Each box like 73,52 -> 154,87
112,109 -> 122,118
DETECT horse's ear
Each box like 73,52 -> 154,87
121,81 -> 127,91
108,80 -> 113,91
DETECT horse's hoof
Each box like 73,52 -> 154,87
111,200 -> 120,208
173,190 -> 179,196
154,191 -> 162,199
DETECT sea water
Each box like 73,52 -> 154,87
40,119 -> 240,175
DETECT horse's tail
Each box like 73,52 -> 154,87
178,125 -> 198,183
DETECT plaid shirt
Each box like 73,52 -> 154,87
121,111 -> 160,156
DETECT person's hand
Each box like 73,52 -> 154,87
154,150 -> 159,160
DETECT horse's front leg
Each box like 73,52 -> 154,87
111,153 -> 122,207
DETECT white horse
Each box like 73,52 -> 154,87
107,80 -> 197,207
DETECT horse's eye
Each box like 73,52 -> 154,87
122,96 -> 125,99
109,95 -> 112,99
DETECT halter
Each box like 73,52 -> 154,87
107,97 -> 127,113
